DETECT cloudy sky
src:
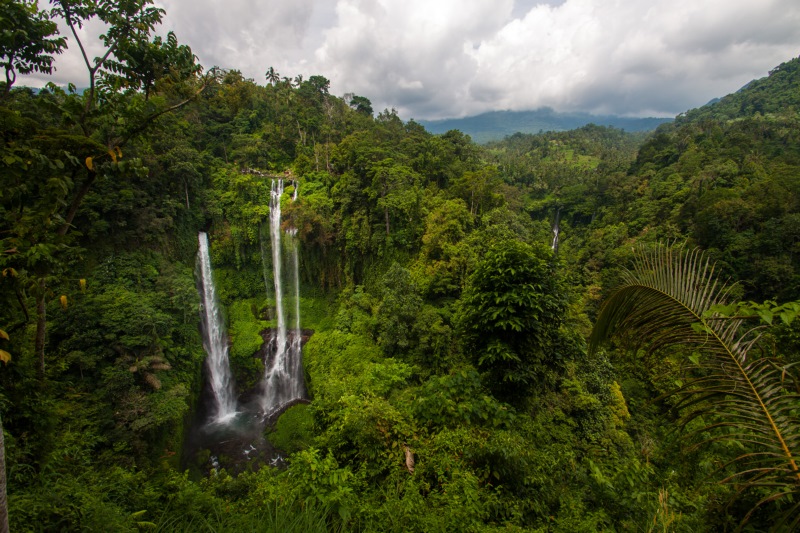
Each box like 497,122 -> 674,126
28,0 -> 800,120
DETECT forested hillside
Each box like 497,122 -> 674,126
2,1 -> 800,531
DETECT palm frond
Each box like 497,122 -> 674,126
590,243 -> 800,524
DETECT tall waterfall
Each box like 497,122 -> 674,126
260,179 -> 305,416
197,232 -> 238,423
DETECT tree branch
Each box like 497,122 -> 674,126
57,168 -> 96,236
58,0 -> 94,131
116,79 -> 209,147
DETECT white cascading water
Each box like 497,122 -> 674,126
197,232 -> 238,423
551,207 -> 561,253
260,179 -> 305,416
551,224 -> 560,251
288,227 -> 303,388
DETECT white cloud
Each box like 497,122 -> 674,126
312,0 -> 515,118
22,0 -> 800,120
155,0 -> 326,78
463,0 -> 800,117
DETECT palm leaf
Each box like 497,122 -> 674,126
590,243 -> 800,524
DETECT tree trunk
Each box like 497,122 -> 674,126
182,178 -> 190,209
35,278 -> 46,381
382,182 -> 390,236
58,169 -> 97,236
0,414 -> 8,533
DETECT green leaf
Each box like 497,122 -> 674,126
756,309 -> 773,325
690,322 -> 712,335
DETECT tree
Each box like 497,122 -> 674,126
590,244 -> 800,529
457,240 -> 567,399
367,158 -> 422,242
375,263 -> 423,357
451,165 -> 503,216
347,94 -> 373,116
108,30 -> 200,100
51,0 -> 165,117
0,0 -> 66,96
1,0 -> 205,382
265,66 -> 279,86
414,198 -> 473,297
305,75 -> 330,96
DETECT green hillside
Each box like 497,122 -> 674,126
677,55 -> 800,123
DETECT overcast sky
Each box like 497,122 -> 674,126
26,0 -> 800,120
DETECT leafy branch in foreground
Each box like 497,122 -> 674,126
589,244 -> 800,529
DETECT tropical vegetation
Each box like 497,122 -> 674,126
2,0 -> 800,531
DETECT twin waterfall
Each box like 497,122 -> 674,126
197,179 -> 304,425
260,179 -> 305,417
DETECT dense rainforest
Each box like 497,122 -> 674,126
3,1 -> 800,531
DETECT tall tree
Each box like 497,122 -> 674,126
458,239 -> 567,399
347,94 -> 373,116
265,66 -> 279,85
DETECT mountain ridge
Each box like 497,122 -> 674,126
417,107 -> 672,143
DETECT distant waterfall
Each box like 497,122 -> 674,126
551,207 -> 561,255
197,232 -> 238,423
260,179 -> 305,416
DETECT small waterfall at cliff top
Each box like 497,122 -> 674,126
260,179 -> 305,417
197,232 -> 238,423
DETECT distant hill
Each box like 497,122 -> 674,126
417,108 -> 672,144
676,55 -> 800,124
21,85 -> 89,95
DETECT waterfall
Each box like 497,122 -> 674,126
270,179 -> 287,367
260,179 -> 305,416
259,221 -> 273,302
551,206 -> 561,254
197,232 -> 238,423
